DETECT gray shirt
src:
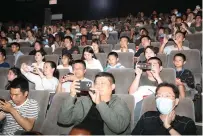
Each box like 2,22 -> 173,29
14,51 -> 24,65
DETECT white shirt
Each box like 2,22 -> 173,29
85,58 -> 103,71
62,78 -> 92,92
164,45 -> 190,55
112,49 -> 135,54
44,44 -> 56,52
32,62 -> 45,70
57,65 -> 73,73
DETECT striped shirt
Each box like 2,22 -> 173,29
2,99 -> 39,135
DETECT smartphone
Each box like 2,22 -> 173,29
137,63 -> 152,70
0,98 -> 5,102
78,81 -> 92,91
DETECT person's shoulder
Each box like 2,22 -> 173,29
184,69 -> 193,74
27,99 -> 39,107
143,111 -> 160,118
176,115 -> 195,124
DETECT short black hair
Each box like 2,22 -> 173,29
10,42 -> 20,49
81,46 -> 97,60
140,35 -> 151,42
0,48 -> 7,58
72,59 -> 86,69
64,36 -> 73,43
80,26 -> 87,29
120,36 -> 129,42
9,77 -> 29,94
108,52 -> 118,58
144,46 -> 158,55
155,82 -> 179,98
1,37 -> 8,42
66,27 -> 72,33
94,72 -> 115,84
173,53 -> 186,61
62,53 -> 73,65
148,57 -> 162,66
91,39 -> 99,45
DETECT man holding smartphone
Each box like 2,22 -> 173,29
58,72 -> 131,135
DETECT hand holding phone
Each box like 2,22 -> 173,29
137,63 -> 152,70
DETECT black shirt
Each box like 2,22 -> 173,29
132,111 -> 196,135
134,48 -> 144,57
62,46 -> 80,55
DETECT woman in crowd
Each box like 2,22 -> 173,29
21,61 -> 59,91
141,46 -> 158,63
57,53 -> 73,72
25,30 -> 36,45
12,32 -> 24,43
55,34 -> 64,48
81,46 -> 103,71
29,41 -> 47,55
31,50 -> 46,70
91,39 -> 104,54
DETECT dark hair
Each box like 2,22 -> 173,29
175,31 -> 185,38
64,36 -> 73,43
10,42 -> 20,50
1,37 -> 8,42
35,50 -> 46,62
155,82 -> 179,98
9,77 -> 29,94
72,59 -> 86,69
176,16 -> 182,20
173,53 -> 186,62
15,32 -> 22,39
120,36 -> 129,42
140,35 -> 151,42
100,33 -> 106,39
107,52 -> 119,58
9,67 -> 22,78
195,14 -> 202,19
94,72 -> 115,84
69,123 -> 92,135
45,61 -> 59,79
80,26 -> 87,29
0,48 -> 7,59
27,30 -> 34,36
93,24 -> 98,29
34,41 -> 43,49
140,28 -> 149,35
91,39 -> 99,45
81,46 -> 97,60
66,27 -> 72,33
148,57 -> 162,66
144,46 -> 158,55
62,53 -> 73,65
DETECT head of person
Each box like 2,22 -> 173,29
27,30 -> 34,38
81,35 -> 87,44
0,48 -> 6,63
146,57 -> 163,76
0,31 -> 6,37
155,82 -> 179,115
187,12 -> 195,20
69,124 -> 91,136
81,46 -> 97,61
144,46 -> 158,60
186,8 -> 191,14
43,61 -> 59,79
11,42 -> 20,53
99,33 -> 107,43
173,53 -> 186,69
195,14 -> 202,24
35,50 -> 46,63
182,14 -> 187,21
55,34 -> 62,42
72,60 -> 86,79
66,27 -> 72,35
34,41 -> 43,51
14,25 -> 20,32
107,52 -> 119,66
91,39 -> 100,53
120,36 -> 129,48
140,28 -> 149,36
7,67 -> 22,82
175,17 -> 182,24
180,22 -> 189,33
80,26 -> 87,35
64,36 -> 73,49
140,35 -> 151,48
15,32 -> 22,40
9,77 -> 29,106
171,14 -> 176,22
158,27 -> 165,35
61,53 -> 73,66
92,24 -> 98,33
174,31 -> 185,43
1,37 -> 8,46
94,72 -> 115,97
48,34 -> 55,45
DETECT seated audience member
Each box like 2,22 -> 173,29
10,42 -> 24,65
134,36 -> 151,58
87,24 -> 99,40
29,41 -> 46,55
159,31 -> 190,55
80,35 -> 88,46
131,82 -> 196,135
190,14 -> 202,33
0,78 -> 39,135
104,52 -> 125,72
58,72 -> 131,135
45,34 -> 56,53
54,34 -> 64,48
31,51 -> 46,70
134,28 -> 149,45
57,53 -> 73,72
178,22 -> 192,35
57,60 -> 92,93
99,33 -> 107,44
129,57 -> 163,103
81,46 -> 103,71
69,124 -> 92,135
62,36 -> 80,55
12,32 -> 24,43
21,61 -> 59,91
140,46 -> 158,63
0,37 -> 9,48
0,48 -> 10,68
113,36 -> 134,53
91,39 -> 104,53
173,53 -> 195,98
25,30 -> 36,45
5,67 -> 23,90
65,27 -> 74,38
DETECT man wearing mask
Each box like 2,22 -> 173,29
131,82 -> 196,135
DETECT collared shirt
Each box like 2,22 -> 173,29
132,111 -> 196,135
13,51 -> 24,65
163,45 -> 190,55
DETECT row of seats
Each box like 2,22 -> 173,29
0,90 -> 195,135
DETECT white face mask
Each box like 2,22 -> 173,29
156,97 -> 174,115
108,27 -> 113,32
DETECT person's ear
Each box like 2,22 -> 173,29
24,91 -> 29,97
183,61 -> 186,65
117,58 -> 119,62
84,69 -> 86,74
175,98 -> 179,106
183,38 -> 185,41
111,84 -> 116,91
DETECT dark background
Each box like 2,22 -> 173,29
0,0 -> 202,25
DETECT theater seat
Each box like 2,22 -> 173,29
100,44 -> 113,53
85,69 -> 101,82
54,48 -> 63,55
140,95 -> 195,121
117,52 -> 134,68
16,55 -> 35,68
72,54 -> 82,60
58,69 -> 70,79
160,68 -> 176,84
19,42 -> 31,47
45,55 -> 59,65
107,68 -> 135,94
44,48 -> 53,55
95,53 -> 108,68
0,68 -> 9,77
5,55 -> 15,67
0,76 -> 8,89
5,48 -> 13,55
21,47 -> 34,55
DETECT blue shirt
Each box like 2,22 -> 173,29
14,51 -> 24,65
0,62 -> 10,68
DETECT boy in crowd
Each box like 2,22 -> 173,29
0,48 -> 10,68
10,42 -> 24,65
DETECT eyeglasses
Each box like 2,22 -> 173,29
155,94 -> 175,99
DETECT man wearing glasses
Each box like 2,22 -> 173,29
131,82 -> 196,135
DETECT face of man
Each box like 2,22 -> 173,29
120,37 -> 128,48
141,37 -> 151,48
146,59 -> 162,77
81,28 -> 87,35
10,88 -> 28,106
73,63 -> 86,79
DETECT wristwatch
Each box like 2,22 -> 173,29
167,126 -> 173,132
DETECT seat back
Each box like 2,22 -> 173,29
117,52 -> 134,68
167,49 -> 201,74
107,68 -> 135,94
16,55 -> 35,68
45,55 -> 59,65
140,95 -> 195,121
107,39 -> 117,45
19,42 -> 31,47
95,53 -> 108,68
72,54 -> 82,60
0,76 -> 8,89
5,55 -> 15,67
100,44 -> 113,53
58,69 -> 70,79
120,31 -> 131,39
0,68 -> 9,77
160,68 -> 176,84
186,33 -> 202,51
114,43 -> 136,52
5,48 -> 13,55
85,69 -> 101,82
151,42 -> 160,48
54,48 -> 63,55
21,47 -> 34,55
44,48 -> 53,55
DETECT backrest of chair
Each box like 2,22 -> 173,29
44,48 -> 53,55
5,55 -> 15,67
16,55 -> 35,68
120,31 -> 131,39
115,94 -> 135,131
21,47 -> 34,55
45,55 -> 59,65
95,53 -> 108,68
167,49 -> 201,74
186,33 -> 202,51
140,95 -> 195,121
72,54 -> 82,60
19,42 -> 31,47
117,52 -> 134,68
40,93 -> 73,135
0,68 -> 9,77
100,44 -> 113,53
5,48 -> 13,55
107,39 -> 117,45
85,69 -> 101,82
151,42 -> 160,48
0,76 -> 8,89
107,68 -> 135,94
58,69 -> 70,79
54,48 -> 63,55
160,68 -> 176,84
